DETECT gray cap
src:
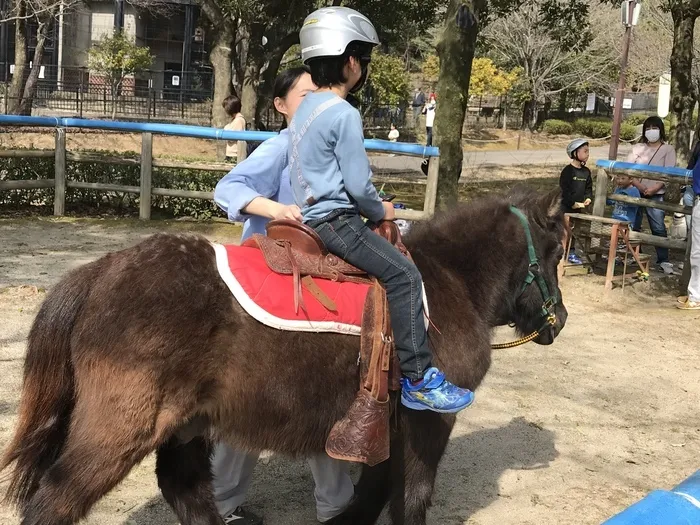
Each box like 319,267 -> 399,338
566,138 -> 589,159
300,7 -> 380,64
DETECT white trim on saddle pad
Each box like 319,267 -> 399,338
212,243 -> 431,335
213,243 -> 362,336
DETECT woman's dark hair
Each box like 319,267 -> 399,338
273,65 -> 311,100
307,41 -> 373,88
642,116 -> 666,143
222,95 -> 242,117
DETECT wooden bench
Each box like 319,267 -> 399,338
564,213 -> 651,292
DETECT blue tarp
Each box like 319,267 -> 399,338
596,159 -> 690,180
603,471 -> 700,525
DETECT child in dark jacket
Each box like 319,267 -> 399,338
560,138 -> 592,214
560,139 -> 592,264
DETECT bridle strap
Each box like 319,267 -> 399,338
492,206 -> 558,349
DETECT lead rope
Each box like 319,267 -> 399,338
491,331 -> 540,350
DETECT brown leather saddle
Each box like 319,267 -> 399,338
242,218 -> 407,466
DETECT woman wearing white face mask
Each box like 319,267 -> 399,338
626,116 -> 676,270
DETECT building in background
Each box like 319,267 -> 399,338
0,0 -> 213,122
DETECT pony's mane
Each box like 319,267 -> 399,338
405,186 -> 563,258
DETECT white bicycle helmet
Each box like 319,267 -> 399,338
566,138 -> 589,160
300,7 -> 380,64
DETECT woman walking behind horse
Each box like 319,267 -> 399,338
214,66 -> 354,524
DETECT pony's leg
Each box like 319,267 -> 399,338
155,436 -> 223,525
19,399 -> 155,525
389,411 -> 454,525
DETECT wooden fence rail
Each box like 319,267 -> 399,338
0,130 -> 439,221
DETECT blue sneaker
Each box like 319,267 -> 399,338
400,367 -> 474,413
567,252 -> 583,264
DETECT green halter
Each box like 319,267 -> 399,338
509,205 -> 559,326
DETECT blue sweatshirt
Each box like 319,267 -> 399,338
288,92 -> 385,223
214,130 -> 293,241
607,185 -> 641,223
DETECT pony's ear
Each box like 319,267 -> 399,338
540,189 -> 563,220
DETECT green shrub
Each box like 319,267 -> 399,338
573,118 -> 612,138
623,113 -> 650,126
620,123 -> 638,142
0,150 -> 224,220
0,155 -> 55,211
542,119 -> 573,135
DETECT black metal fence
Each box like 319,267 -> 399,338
0,64 -> 213,124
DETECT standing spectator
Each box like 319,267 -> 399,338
223,95 -> 246,162
626,116 -> 676,273
559,138 -> 592,264
424,93 -> 436,146
678,151 -> 700,309
411,87 -> 425,128
388,122 -> 399,143
388,122 -> 400,157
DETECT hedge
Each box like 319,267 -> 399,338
542,119 -> 573,135
0,152 -> 224,219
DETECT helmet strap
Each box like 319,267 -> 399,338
350,64 -> 369,94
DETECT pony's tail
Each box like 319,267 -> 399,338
1,263 -> 97,509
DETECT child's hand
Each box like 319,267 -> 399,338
273,204 -> 303,222
382,201 -> 396,221
572,202 -> 585,209
583,198 -> 591,207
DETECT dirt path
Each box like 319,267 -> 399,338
1,219 -> 698,525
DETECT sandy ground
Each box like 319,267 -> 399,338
0,218 -> 699,525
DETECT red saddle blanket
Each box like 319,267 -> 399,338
213,243 -> 369,335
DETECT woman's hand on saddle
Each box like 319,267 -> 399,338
382,201 -> 396,221
273,204 -> 303,222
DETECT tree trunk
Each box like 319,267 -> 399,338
670,8 -> 698,164
522,98 -> 537,131
254,32 -> 299,127
18,20 -> 50,116
111,81 -> 119,120
209,24 -> 235,128
238,23 -> 265,128
7,0 -> 27,114
434,0 -> 485,209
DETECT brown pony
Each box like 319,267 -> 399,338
1,188 -> 567,525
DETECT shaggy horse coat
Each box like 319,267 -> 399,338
1,189 -> 568,525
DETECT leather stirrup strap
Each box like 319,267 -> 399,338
363,280 -> 391,403
301,276 -> 337,312
285,242 -> 306,314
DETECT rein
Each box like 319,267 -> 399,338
491,206 -> 558,350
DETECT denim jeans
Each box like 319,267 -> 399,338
684,186 -> 695,232
633,194 -> 669,263
310,212 -> 431,380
